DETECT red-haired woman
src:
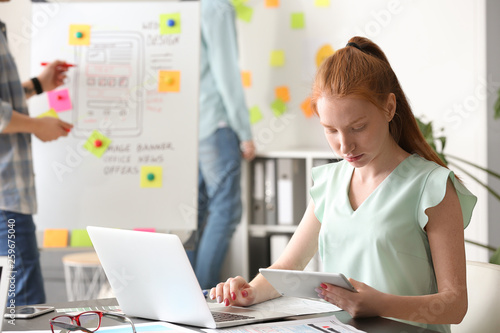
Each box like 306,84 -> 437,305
210,37 -> 477,333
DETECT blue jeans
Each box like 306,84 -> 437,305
0,210 -> 46,306
188,127 -> 242,289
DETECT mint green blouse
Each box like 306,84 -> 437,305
310,154 -> 477,333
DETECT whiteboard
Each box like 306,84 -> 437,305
29,1 -> 200,231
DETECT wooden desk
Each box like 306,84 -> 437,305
2,298 -> 439,332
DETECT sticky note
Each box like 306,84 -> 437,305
232,3 -> 253,22
271,99 -> 287,117
241,71 -> 252,88
316,44 -> 335,68
270,50 -> 285,67
140,166 -> 163,188
314,0 -> 330,7
249,106 -> 263,124
160,13 -> 181,34
158,70 -> 181,92
70,229 -> 93,247
133,228 -> 156,233
36,108 -> 59,119
291,13 -> 305,29
265,0 -> 279,7
275,86 -> 290,102
301,97 -> 314,118
83,130 -> 112,158
48,89 -> 72,112
69,24 -> 91,45
43,229 -> 68,248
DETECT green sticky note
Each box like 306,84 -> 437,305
270,50 -> 285,67
160,13 -> 181,34
249,106 -> 263,124
234,4 -> 253,22
83,130 -> 112,158
314,0 -> 330,7
271,99 -> 287,117
70,229 -> 93,247
291,13 -> 305,29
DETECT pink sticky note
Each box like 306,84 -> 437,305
133,228 -> 156,233
48,89 -> 72,112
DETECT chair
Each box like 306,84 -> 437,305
62,251 -> 107,301
451,261 -> 500,333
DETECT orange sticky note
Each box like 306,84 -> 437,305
275,86 -> 290,102
265,0 -> 279,7
301,97 -> 314,118
241,71 -> 252,88
43,229 -> 69,248
68,24 -> 91,45
158,70 -> 181,92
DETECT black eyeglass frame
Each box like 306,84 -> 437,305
49,311 -> 137,333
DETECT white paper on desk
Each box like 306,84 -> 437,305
202,314 -> 366,333
247,296 -> 341,315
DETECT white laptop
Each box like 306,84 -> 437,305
1,256 -> 12,331
87,226 -> 297,329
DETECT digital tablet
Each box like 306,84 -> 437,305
259,268 -> 357,299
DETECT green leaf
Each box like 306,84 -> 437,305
489,247 -> 500,265
495,89 -> 500,120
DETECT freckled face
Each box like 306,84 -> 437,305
316,96 -> 393,168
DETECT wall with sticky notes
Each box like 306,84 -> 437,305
228,0 -> 490,264
28,1 -> 200,231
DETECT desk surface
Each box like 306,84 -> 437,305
3,298 -> 438,333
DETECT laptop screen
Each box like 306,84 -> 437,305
0,256 -> 12,331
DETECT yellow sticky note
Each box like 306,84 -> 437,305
241,71 -> 252,88
158,70 -> 181,92
301,97 -> 314,118
316,44 -> 335,68
160,13 -> 181,34
249,106 -> 263,124
140,166 -> 163,188
36,108 -> 59,119
275,86 -> 290,102
83,130 -> 112,158
265,0 -> 279,7
43,229 -> 68,248
291,13 -> 305,29
271,99 -> 287,117
314,0 -> 330,7
270,50 -> 285,67
233,3 -> 253,22
70,229 -> 93,247
69,24 -> 91,45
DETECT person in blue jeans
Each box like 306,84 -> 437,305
0,13 -> 73,305
187,0 -> 255,289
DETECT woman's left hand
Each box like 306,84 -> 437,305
317,278 -> 384,318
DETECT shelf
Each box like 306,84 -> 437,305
248,224 -> 297,237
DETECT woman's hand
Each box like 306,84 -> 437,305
210,276 -> 256,307
317,278 -> 384,318
37,60 -> 69,92
32,117 -> 73,142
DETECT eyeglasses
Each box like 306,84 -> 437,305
50,311 -> 136,333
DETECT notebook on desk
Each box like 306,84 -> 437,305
87,226 -> 301,329
0,256 -> 12,331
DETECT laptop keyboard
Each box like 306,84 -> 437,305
211,311 -> 255,322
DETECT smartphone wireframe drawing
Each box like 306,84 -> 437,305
71,31 -> 144,138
